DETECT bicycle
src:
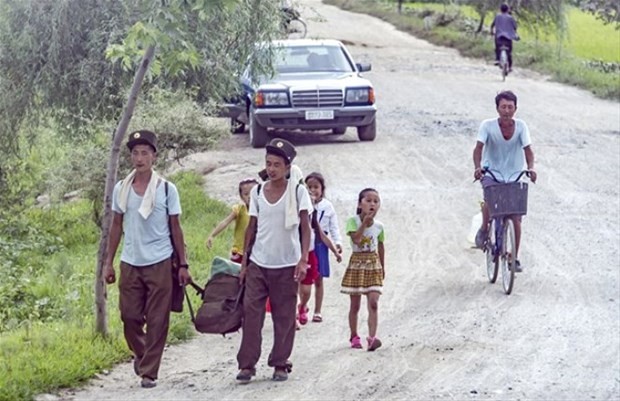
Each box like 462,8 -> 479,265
480,168 -> 530,295
281,7 -> 307,39
499,44 -> 510,81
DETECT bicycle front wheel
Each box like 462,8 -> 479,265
287,18 -> 307,39
501,218 -> 516,295
485,219 -> 499,284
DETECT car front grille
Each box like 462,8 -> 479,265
291,89 -> 343,108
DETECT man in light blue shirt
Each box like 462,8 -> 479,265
104,130 -> 191,389
473,91 -> 537,272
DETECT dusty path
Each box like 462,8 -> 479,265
57,1 -> 620,400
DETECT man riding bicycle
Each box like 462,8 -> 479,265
473,91 -> 537,272
490,4 -> 519,71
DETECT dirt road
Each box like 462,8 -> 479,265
57,1 -> 620,399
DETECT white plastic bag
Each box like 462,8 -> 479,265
467,212 -> 482,245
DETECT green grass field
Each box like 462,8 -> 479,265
329,0 -> 619,99
404,2 -> 620,62
551,8 -> 619,62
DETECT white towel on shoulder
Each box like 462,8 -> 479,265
117,169 -> 162,219
285,165 -> 304,229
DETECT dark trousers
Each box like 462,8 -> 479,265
237,262 -> 298,370
119,259 -> 172,380
495,37 -> 513,67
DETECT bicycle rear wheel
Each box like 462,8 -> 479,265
501,218 -> 516,294
287,18 -> 307,39
485,219 -> 499,283
500,50 -> 509,81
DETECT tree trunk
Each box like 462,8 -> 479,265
476,14 -> 485,33
95,45 -> 156,336
397,0 -> 403,14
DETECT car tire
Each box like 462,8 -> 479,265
357,119 -> 376,141
230,118 -> 246,134
249,106 -> 269,148
332,127 -> 347,135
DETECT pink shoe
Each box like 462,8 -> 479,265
298,305 -> 309,325
350,335 -> 362,349
367,336 -> 382,351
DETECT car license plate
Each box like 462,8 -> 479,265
305,110 -> 334,120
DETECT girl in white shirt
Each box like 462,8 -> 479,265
304,172 -> 343,323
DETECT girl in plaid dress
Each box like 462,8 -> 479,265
341,188 -> 385,351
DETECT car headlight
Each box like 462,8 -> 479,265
255,91 -> 290,107
345,88 -> 374,105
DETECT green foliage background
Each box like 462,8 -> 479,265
0,171 -> 233,401
331,0 -> 619,99
0,0 -> 286,399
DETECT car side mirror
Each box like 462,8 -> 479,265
356,62 -> 372,72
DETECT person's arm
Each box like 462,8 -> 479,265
327,204 -> 343,253
350,213 -> 374,245
473,141 -> 485,180
318,229 -> 342,262
378,241 -> 385,279
490,16 -> 496,35
295,209 -> 310,282
170,215 -> 191,285
524,145 -> 537,183
239,216 -> 257,282
104,212 -> 123,284
206,211 -> 236,248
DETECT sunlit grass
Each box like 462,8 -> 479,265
404,2 -> 619,62
329,0 -> 619,99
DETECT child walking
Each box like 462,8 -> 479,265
206,178 -> 259,263
341,188 -> 385,351
297,186 -> 341,326
304,172 -> 343,323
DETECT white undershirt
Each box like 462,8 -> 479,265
249,182 -> 312,268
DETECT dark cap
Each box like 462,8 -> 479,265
127,130 -> 157,152
265,138 -> 296,165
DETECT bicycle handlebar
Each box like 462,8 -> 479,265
483,168 -> 530,183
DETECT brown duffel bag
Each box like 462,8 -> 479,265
188,273 -> 244,336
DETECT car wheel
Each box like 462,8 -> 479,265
357,119 -> 376,141
230,118 -> 246,134
332,127 -> 347,135
249,106 -> 269,148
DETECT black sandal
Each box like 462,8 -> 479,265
272,367 -> 288,382
236,368 -> 256,383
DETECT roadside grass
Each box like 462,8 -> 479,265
0,171 -> 233,401
519,7 -> 620,62
325,0 -> 620,100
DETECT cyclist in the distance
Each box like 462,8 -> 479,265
473,91 -> 537,272
490,4 -> 519,72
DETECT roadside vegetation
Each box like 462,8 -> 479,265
324,0 -> 620,100
0,1 -> 284,400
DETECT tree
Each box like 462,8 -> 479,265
0,0 -> 282,335
580,0 -> 620,27
94,0 -> 281,335
459,0 -> 568,39
0,0 -> 133,150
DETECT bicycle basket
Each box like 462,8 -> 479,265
484,182 -> 528,218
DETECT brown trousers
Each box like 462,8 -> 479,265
119,258 -> 172,380
237,262 -> 298,370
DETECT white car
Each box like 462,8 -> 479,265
223,39 -> 377,148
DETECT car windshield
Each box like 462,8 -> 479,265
273,45 -> 355,74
